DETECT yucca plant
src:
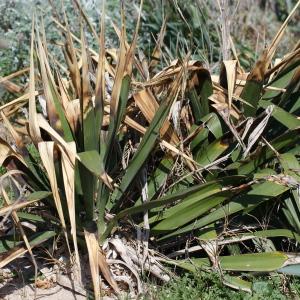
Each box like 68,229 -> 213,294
1,0 -> 300,297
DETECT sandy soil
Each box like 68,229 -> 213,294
0,255 -> 117,299
0,281 -> 116,299
0,283 -> 86,300
0,272 -> 116,300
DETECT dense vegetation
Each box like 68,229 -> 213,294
0,0 -> 300,299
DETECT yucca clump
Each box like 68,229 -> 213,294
0,0 -> 300,298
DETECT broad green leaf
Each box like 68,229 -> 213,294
152,192 -> 230,232
244,229 -> 300,242
188,70 -> 213,123
25,191 -> 52,201
204,113 -> 223,139
82,109 -> 98,151
191,113 -> 223,152
115,75 -> 131,138
0,236 -> 21,253
265,59 -> 300,97
223,275 -> 252,293
247,180 -> 289,197
17,212 -> 45,222
241,80 -> 263,117
254,168 -> 277,179
160,181 -> 289,240
148,181 -> 222,224
0,231 -> 56,255
280,153 -> 300,171
78,151 -> 105,177
190,127 -> 209,152
81,26 -> 97,152
103,176 -> 245,239
195,138 -> 228,166
198,224 -> 217,240
237,131 -> 299,175
17,211 -> 60,226
279,153 -> 300,233
263,68 -> 298,100
78,150 -> 105,220
260,100 -> 300,129
142,159 -> 172,201
218,252 -> 288,272
29,230 -> 57,247
104,75 -> 131,165
163,257 -> 210,273
283,192 -> 300,234
168,252 -> 289,273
